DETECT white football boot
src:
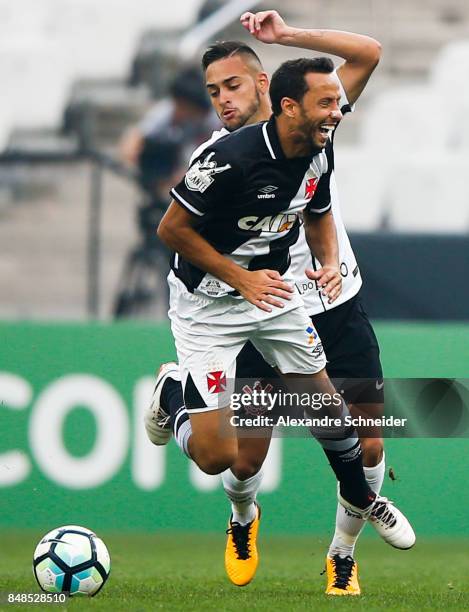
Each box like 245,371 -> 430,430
338,493 -> 416,550
144,362 -> 181,445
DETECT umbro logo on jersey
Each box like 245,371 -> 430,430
312,342 -> 324,358
258,185 -> 278,199
238,213 -> 297,233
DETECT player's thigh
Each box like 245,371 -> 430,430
313,295 -> 385,439
169,276 -> 249,412
236,341 -> 279,380
252,305 -> 326,376
279,365 -> 348,421
327,348 -> 384,408
314,294 -> 384,407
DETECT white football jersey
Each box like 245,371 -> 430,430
288,76 -> 362,314
288,173 -> 362,314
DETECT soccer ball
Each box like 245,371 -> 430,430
33,525 -> 110,596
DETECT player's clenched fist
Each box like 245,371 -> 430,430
234,269 -> 294,312
306,266 -> 342,304
240,10 -> 291,44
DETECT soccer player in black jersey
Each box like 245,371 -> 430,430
146,11 -> 415,595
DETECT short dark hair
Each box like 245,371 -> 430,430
270,57 -> 335,116
201,40 -> 262,71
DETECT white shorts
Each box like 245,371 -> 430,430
168,272 -> 326,412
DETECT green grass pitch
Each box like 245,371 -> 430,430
1,532 -> 468,611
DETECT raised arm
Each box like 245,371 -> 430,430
158,201 -> 293,312
241,10 -> 381,105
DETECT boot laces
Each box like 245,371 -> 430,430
226,522 -> 252,560
331,555 -> 355,589
371,499 -> 397,529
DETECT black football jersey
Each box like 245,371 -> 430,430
170,114 -> 333,297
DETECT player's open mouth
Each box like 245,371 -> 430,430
319,124 -> 335,136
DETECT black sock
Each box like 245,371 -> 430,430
161,378 -> 184,428
159,378 -> 192,458
319,437 -> 376,509
309,397 -> 376,509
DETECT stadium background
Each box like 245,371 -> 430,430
1,0 -> 469,601
1,321 -> 469,537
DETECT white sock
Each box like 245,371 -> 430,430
363,455 -> 386,493
222,468 -> 262,526
328,453 -> 386,558
173,406 -> 192,459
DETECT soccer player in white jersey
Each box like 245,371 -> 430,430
146,11 -> 414,595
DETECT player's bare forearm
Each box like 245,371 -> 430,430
158,201 -> 243,286
158,201 -> 294,311
303,210 -> 342,303
280,28 -> 380,66
285,28 -> 381,104
241,10 -> 381,104
304,210 -> 338,268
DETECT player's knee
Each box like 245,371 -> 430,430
360,437 -> 384,466
196,447 -> 238,475
231,458 -> 263,481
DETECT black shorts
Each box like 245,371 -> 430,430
311,294 -> 383,404
236,293 -> 383,405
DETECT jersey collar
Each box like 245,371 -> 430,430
263,114 -> 326,161
263,115 -> 286,160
